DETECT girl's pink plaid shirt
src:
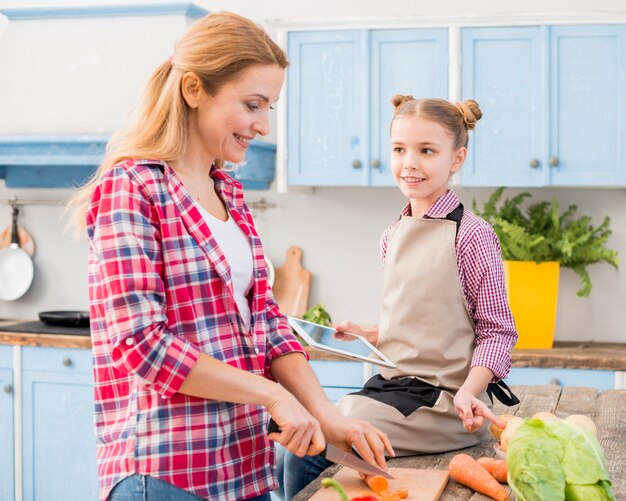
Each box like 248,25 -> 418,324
87,159 -> 306,501
380,190 -> 518,382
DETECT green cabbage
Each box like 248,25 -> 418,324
507,418 -> 615,501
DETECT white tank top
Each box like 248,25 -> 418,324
196,204 -> 254,331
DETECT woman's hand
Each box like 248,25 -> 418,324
266,390 -> 326,458
319,412 -> 394,473
333,321 -> 379,346
453,388 -> 506,433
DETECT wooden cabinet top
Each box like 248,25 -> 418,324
0,320 -> 624,370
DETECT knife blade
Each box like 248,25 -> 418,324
268,419 -> 394,479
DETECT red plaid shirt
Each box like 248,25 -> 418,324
87,159 -> 306,501
380,190 -> 517,381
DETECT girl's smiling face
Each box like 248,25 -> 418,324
390,114 -> 466,216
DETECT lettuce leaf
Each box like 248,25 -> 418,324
507,419 -> 615,501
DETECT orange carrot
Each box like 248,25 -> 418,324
365,475 -> 389,494
448,454 -> 509,501
477,457 -> 509,483
378,491 -> 400,501
395,488 -> 409,499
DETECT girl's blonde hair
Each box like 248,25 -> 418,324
67,11 -> 288,230
391,95 -> 482,148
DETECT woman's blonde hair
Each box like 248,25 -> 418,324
67,11 -> 288,230
391,95 -> 482,148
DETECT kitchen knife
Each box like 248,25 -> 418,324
268,419 -> 394,479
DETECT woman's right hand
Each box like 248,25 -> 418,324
266,391 -> 325,458
333,321 -> 379,346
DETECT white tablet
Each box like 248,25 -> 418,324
287,316 -> 397,369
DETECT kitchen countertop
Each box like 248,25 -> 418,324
0,319 -> 625,370
293,384 -> 626,500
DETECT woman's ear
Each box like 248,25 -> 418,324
450,147 -> 467,174
181,72 -> 203,108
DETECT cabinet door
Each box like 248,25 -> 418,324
461,27 -> 545,187
0,346 -> 14,501
309,360 -> 364,403
370,29 -> 448,186
288,30 -> 366,185
549,25 -> 626,186
22,347 -> 98,500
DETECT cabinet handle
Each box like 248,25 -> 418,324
529,158 -> 540,168
549,156 -> 560,167
371,159 -> 381,169
3,384 -> 12,394
62,358 -> 72,367
351,159 -> 362,169
549,378 -> 562,386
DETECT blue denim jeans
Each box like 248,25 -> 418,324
274,445 -> 333,501
108,474 -> 272,501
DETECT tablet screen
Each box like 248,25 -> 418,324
287,317 -> 397,368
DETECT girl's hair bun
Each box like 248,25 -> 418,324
391,94 -> 415,112
454,99 -> 482,130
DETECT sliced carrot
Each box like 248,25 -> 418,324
378,491 -> 401,501
477,457 -> 509,484
448,454 -> 509,501
365,475 -> 389,494
395,488 -> 409,499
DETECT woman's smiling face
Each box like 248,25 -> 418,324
190,64 -> 284,165
390,114 -> 466,214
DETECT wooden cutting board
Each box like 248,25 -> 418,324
308,467 -> 449,501
272,245 -> 311,317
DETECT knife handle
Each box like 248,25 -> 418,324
268,418 -> 280,434
268,419 -> 330,459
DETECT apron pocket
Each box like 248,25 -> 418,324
349,374 -> 442,417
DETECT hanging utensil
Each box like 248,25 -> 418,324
0,205 -> 34,301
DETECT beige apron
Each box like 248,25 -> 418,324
336,210 -> 489,456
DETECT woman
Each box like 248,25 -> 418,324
69,12 -> 391,501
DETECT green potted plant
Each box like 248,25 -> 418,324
474,188 -> 619,349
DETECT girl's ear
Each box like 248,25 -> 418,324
450,147 -> 467,174
181,72 -> 203,108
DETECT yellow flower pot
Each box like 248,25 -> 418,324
503,261 -> 560,349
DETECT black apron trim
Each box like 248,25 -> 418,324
445,202 -> 464,239
349,374 -> 441,417
486,380 -> 520,406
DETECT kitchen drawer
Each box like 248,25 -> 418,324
22,346 -> 92,374
506,367 -> 615,390
309,360 -> 364,388
323,386 -> 361,403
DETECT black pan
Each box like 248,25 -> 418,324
39,310 -> 90,328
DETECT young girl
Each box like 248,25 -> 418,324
278,95 -> 518,499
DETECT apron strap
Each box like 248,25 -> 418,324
486,380 -> 520,407
444,203 -> 464,239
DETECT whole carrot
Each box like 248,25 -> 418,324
448,454 -> 509,501
477,457 -> 509,483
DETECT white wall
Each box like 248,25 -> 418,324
0,0 -> 625,345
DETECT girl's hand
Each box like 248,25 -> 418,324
267,391 -> 326,458
333,321 -> 379,346
453,388 -> 505,433
319,412 -> 394,473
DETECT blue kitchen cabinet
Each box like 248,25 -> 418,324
22,347 -> 98,500
309,360 -> 364,403
461,27 -> 544,187
0,346 -> 14,501
548,25 -> 626,186
461,24 -> 626,187
506,367 -> 615,391
287,29 -> 448,186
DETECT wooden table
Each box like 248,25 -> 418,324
293,385 -> 626,500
